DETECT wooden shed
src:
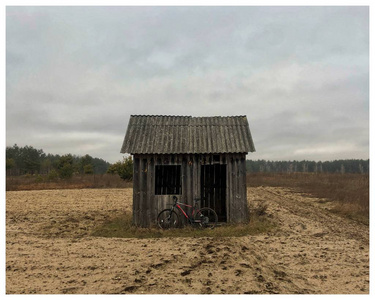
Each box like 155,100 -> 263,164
120,115 -> 255,227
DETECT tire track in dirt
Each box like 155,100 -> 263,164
246,187 -> 369,294
6,187 -> 369,294
262,187 -> 368,243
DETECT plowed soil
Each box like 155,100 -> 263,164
6,187 -> 369,294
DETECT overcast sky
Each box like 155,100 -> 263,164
6,6 -> 369,163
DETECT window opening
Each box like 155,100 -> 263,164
155,165 -> 181,195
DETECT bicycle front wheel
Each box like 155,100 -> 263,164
157,209 -> 179,229
194,208 -> 218,229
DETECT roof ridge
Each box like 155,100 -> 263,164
130,115 -> 192,117
130,115 -> 247,118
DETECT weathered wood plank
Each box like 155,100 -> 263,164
147,156 -> 153,226
237,154 -> 245,222
227,155 -> 233,222
240,154 -> 249,222
193,154 -> 198,205
238,154 -> 243,221
232,155 -> 239,222
132,156 -> 140,226
182,155 -> 188,204
186,154 -> 192,211
139,157 -> 146,227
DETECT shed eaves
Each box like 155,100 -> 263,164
120,115 -> 255,154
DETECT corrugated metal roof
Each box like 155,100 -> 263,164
120,115 -> 255,154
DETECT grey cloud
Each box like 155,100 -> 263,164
6,6 -> 369,163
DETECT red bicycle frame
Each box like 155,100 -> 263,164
175,202 -> 198,222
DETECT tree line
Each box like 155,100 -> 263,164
6,144 -> 111,178
6,144 -> 369,180
246,159 -> 369,174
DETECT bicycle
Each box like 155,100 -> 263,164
157,196 -> 218,229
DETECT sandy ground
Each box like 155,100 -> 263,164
6,187 -> 369,294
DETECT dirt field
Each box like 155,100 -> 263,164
6,187 -> 369,294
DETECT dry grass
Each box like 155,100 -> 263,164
91,199 -> 275,239
91,211 -> 276,239
6,172 -> 368,225
6,174 -> 132,191
247,173 -> 369,224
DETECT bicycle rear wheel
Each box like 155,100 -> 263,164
194,208 -> 218,229
157,209 -> 179,229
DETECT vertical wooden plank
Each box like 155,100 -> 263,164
241,154 -> 249,222
207,163 -> 211,209
238,154 -> 245,222
158,156 -> 163,217
161,159 -> 165,195
203,164 -> 206,199
222,164 -> 227,222
157,195 -> 167,212
175,165 -> 177,195
217,164 -> 220,214
153,155 -> 158,222
141,156 -> 146,227
212,164 -> 216,216
190,154 -> 194,205
177,158 -> 186,226
142,156 -> 149,226
141,155 -> 146,227
179,155 -> 187,226
212,165 -> 215,207
192,154 -> 198,206
224,155 -> 228,223
138,155 -> 143,227
234,154 -> 239,222
147,156 -> 155,226
197,155 -> 202,208
203,163 -> 207,208
178,155 -> 184,199
238,155 -> 243,222
133,155 -> 140,226
176,164 -> 179,195
138,156 -> 143,227
186,154 -> 192,208
236,153 -> 247,223
184,155 -> 191,203
204,164 -> 207,208
222,155 -> 228,222
238,154 -> 243,222
182,155 -> 187,203
144,156 -> 151,227
230,154 -> 235,223
138,156 -> 145,227
236,154 -> 245,222
231,155 -> 238,222
233,154 -> 238,222
231,154 -> 236,222
227,155 -> 232,223
240,154 -> 246,222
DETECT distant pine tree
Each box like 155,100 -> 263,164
246,159 -> 369,174
6,144 -> 111,175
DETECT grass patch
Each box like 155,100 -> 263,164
247,173 -> 369,225
330,203 -> 369,225
6,174 -> 132,191
91,212 -> 276,239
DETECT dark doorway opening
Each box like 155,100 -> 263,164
201,164 -> 227,222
